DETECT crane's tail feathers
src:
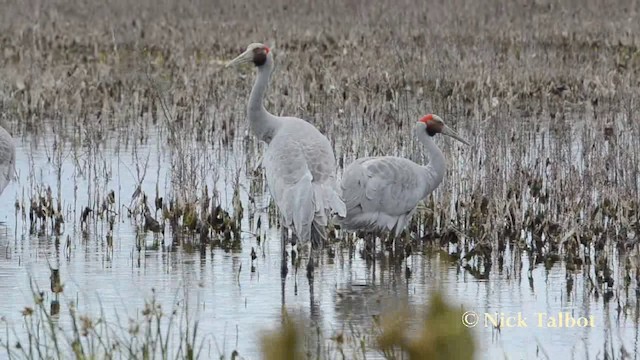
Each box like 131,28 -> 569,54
278,178 -> 341,249
286,173 -> 314,244
392,214 -> 408,237
318,184 -> 346,217
308,183 -> 344,249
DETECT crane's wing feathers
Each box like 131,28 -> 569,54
0,164 -> 10,195
263,139 -> 311,229
303,140 -> 346,218
0,127 -> 15,196
337,156 -> 427,234
262,118 -> 345,246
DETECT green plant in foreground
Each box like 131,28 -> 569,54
376,291 -> 475,360
260,311 -> 305,360
0,282 -> 204,360
257,291 -> 475,360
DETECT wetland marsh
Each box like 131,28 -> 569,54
1,0 -> 640,358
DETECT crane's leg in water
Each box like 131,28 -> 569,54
384,231 -> 394,252
372,234 -> 377,264
394,230 -> 403,258
306,242 -> 315,280
403,230 -> 411,255
291,232 -> 298,267
281,230 -> 288,278
387,231 -> 401,263
291,247 -> 297,268
366,233 -> 377,265
364,233 -> 373,260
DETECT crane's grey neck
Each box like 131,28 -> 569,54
418,132 -> 446,197
248,55 -> 279,143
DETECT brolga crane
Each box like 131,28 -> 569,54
0,124 -> 15,198
334,114 -> 468,251
226,43 -> 346,279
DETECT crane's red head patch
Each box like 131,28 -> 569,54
419,114 -> 443,136
419,114 -> 434,123
264,46 -> 270,54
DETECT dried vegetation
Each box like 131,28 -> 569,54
1,0 -> 639,358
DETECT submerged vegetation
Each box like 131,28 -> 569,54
0,0 -> 639,358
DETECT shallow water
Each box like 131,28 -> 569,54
0,127 -> 638,360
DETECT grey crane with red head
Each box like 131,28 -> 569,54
226,43 -> 346,279
334,114 -> 468,242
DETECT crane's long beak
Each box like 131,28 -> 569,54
441,125 -> 470,146
225,50 -> 252,68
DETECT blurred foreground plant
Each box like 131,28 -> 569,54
258,291 -> 475,360
260,310 -> 306,360
376,291 -> 475,360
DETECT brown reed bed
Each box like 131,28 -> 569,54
0,0 -> 639,357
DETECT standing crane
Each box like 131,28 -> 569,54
334,114 -> 468,250
226,43 -> 346,279
0,124 -> 15,198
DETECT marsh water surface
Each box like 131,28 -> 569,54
0,121 -> 637,360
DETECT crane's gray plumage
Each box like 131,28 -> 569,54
335,114 -> 468,236
0,124 -> 15,197
262,118 -> 346,247
227,43 -> 345,277
338,156 -> 439,236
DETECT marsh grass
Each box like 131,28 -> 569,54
3,6 -> 637,220
1,0 -> 640,358
0,278 -> 208,360
2,0 -> 638,266
0,278 -> 632,359
0,272 -> 476,360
